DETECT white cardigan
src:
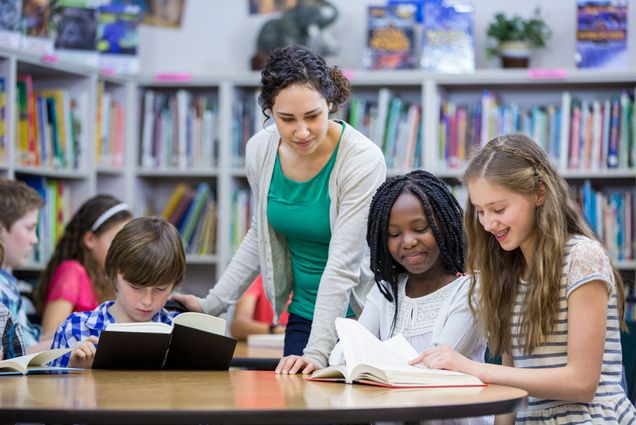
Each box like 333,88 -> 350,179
198,121 -> 386,367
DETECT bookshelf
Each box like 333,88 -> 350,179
0,46 -> 633,298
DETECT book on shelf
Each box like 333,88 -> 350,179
364,4 -> 418,70
92,311 -> 237,370
420,0 -> 475,73
307,318 -> 485,388
0,348 -> 83,375
576,0 -> 628,70
247,333 -> 285,349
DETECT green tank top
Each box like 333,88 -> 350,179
267,123 -> 353,320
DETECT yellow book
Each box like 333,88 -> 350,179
161,183 -> 187,219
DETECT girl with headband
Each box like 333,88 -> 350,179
34,195 -> 132,334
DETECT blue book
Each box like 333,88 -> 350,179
420,0 -> 475,73
576,0 -> 628,69
364,5 -> 418,70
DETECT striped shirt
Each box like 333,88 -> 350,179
512,235 -> 635,424
50,300 -> 178,367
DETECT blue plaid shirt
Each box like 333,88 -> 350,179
50,300 -> 179,367
0,302 -> 24,359
0,269 -> 41,348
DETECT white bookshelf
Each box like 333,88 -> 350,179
0,47 -> 632,294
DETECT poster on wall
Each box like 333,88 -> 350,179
21,0 -> 55,54
576,0 -> 628,69
248,0 -> 297,15
0,0 -> 22,48
143,0 -> 185,28
54,1 -> 99,66
97,3 -> 142,74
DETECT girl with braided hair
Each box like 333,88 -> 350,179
330,170 -> 488,412
411,134 -> 635,424
34,195 -> 132,335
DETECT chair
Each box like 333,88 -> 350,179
621,320 -> 636,404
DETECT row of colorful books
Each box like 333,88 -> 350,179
232,91 -> 261,168
0,1 -> 142,74
20,176 -> 71,264
160,183 -> 216,255
231,187 -> 252,251
140,90 -> 218,170
575,180 -> 633,262
0,78 -> 5,162
95,81 -> 125,168
15,75 -> 82,170
344,90 -> 423,170
439,90 -> 636,171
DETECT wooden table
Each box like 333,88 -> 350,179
230,341 -> 282,370
0,370 -> 527,424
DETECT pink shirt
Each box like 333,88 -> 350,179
245,276 -> 289,326
46,260 -> 99,313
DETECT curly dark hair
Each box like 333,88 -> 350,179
366,170 -> 465,334
258,45 -> 351,122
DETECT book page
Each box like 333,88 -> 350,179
335,318 -> 417,370
104,322 -> 172,334
173,312 -> 225,335
0,347 -> 72,372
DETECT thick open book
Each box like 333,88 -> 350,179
308,318 -> 485,388
92,312 -> 237,370
0,348 -> 81,375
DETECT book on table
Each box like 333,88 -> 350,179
308,318 -> 485,388
92,312 -> 237,370
0,348 -> 83,375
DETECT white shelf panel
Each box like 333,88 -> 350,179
136,168 -> 219,178
14,166 -> 89,179
96,166 -> 125,175
186,254 -> 218,265
616,260 -> 636,270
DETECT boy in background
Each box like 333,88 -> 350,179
0,179 -> 45,351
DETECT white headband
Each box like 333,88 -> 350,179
91,203 -> 129,232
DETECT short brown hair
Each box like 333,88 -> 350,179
105,216 -> 185,289
0,179 -> 43,230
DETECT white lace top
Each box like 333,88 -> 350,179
329,274 -> 486,364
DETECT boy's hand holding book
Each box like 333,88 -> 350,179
69,336 -> 99,369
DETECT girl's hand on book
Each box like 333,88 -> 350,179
275,355 -> 318,375
408,345 -> 471,374
170,293 -> 203,313
69,336 -> 99,369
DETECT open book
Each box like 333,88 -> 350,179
308,318 -> 485,388
0,348 -> 81,375
92,312 -> 237,370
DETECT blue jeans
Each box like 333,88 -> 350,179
284,313 -> 312,356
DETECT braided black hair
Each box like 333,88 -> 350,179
366,170 -> 465,334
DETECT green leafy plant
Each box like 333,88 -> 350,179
486,8 -> 552,57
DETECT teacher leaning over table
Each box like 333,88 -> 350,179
173,45 -> 386,375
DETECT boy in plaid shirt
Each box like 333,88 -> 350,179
50,217 -> 186,368
0,234 -> 25,360
0,179 -> 44,350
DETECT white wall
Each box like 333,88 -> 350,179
138,0 -> 636,74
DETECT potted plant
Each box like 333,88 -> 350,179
486,8 -> 552,68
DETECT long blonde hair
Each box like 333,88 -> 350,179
463,134 -> 626,355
